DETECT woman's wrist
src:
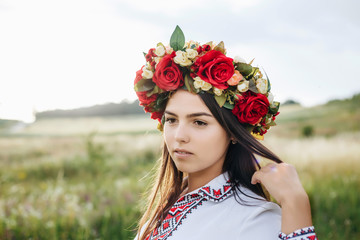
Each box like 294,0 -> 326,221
280,189 -> 309,207
280,191 -> 313,235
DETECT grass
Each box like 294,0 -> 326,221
0,131 -> 358,239
0,131 -> 162,240
273,98 -> 360,137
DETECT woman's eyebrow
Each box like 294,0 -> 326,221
164,111 -> 213,118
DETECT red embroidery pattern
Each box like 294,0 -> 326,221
146,179 -> 233,240
198,180 -> 232,202
146,194 -> 205,240
278,226 -> 317,240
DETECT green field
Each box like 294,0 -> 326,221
0,97 -> 359,239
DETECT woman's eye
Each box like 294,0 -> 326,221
165,118 -> 176,124
194,120 -> 207,126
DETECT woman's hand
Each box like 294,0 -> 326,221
251,163 -> 307,205
251,163 -> 313,235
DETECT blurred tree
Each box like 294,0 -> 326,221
302,125 -> 314,138
35,100 -> 144,118
282,99 -> 301,106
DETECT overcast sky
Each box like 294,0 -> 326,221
1,0 -> 359,122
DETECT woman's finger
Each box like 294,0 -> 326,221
251,163 -> 278,185
251,170 -> 262,184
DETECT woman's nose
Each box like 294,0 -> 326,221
174,123 -> 190,143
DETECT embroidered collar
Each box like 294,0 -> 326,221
147,172 -> 233,240
188,172 -> 233,202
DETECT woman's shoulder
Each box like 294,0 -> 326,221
225,185 -> 281,217
222,186 -> 282,236
196,172 -> 281,215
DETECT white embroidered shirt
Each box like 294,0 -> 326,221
137,172 -> 317,240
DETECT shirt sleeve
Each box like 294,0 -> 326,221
235,201 -> 282,239
278,226 -> 317,240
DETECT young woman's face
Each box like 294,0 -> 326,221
163,89 -> 230,177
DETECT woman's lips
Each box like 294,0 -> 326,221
174,148 -> 193,158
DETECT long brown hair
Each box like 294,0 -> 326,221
136,91 -> 282,240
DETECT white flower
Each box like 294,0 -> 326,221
267,92 -> 274,104
154,44 -> 166,57
186,48 -> 198,60
154,57 -> 162,67
166,46 -> 173,54
193,77 -> 202,89
194,77 -> 212,91
213,87 -> 223,96
186,40 -> 200,48
174,51 -> 192,66
141,66 -> 153,79
256,78 -> 268,94
233,56 -> 247,63
237,80 -> 249,92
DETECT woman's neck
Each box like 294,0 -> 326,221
186,169 -> 223,193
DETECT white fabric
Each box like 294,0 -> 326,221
163,173 -> 281,239
135,172 -> 317,240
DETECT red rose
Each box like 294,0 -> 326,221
145,54 -> 152,62
136,91 -> 157,106
194,50 -> 234,89
152,53 -> 184,91
197,44 -> 211,54
145,48 -> 156,62
232,91 -> 270,125
134,67 -> 157,106
134,67 -> 143,85
151,111 -> 163,122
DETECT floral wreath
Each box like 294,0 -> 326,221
134,26 -> 280,140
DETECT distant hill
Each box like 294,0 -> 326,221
282,99 -> 301,106
35,100 -> 145,119
272,93 -> 360,137
32,98 -> 306,119
326,93 -> 360,106
0,119 -> 22,132
6,92 -> 358,138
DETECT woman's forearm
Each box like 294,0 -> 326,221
280,191 -> 313,234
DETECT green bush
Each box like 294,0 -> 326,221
302,125 -> 314,137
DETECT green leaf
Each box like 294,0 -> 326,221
248,79 -> 258,93
214,95 -> 226,107
223,101 -> 234,110
134,78 -> 156,92
170,25 -> 185,51
267,121 -> 277,127
184,74 -> 196,93
143,52 -> 147,57
268,108 -> 277,115
214,41 -> 226,54
269,101 -> 280,114
247,67 -> 259,79
153,93 -> 169,111
146,85 -> 163,97
263,68 -> 271,92
157,42 -> 165,48
236,62 -> 252,77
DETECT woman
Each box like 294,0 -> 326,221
133,26 -> 317,240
